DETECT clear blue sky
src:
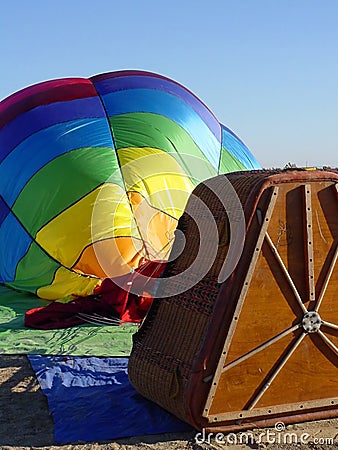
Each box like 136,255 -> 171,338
1,0 -> 337,168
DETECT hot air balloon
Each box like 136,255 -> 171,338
0,70 -> 260,301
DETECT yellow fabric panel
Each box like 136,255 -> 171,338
73,193 -> 178,278
36,149 -> 191,283
119,147 -> 194,218
73,237 -> 147,278
128,192 -> 178,260
37,266 -> 99,300
36,184 -> 139,268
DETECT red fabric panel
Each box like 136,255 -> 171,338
24,261 -> 166,329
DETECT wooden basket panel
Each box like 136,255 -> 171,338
204,177 -> 338,424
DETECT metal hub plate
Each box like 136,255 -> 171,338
302,311 -> 322,333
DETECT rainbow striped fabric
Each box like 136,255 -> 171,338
0,70 -> 260,300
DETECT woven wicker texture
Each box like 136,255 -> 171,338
128,169 -> 338,426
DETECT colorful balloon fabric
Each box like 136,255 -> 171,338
0,70 -> 260,300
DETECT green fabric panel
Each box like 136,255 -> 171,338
8,242 -> 60,294
110,113 -> 216,181
0,285 -> 135,355
13,146 -> 121,237
219,146 -> 247,173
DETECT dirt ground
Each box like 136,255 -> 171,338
0,355 -> 336,450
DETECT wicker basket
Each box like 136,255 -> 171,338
128,169 -> 338,432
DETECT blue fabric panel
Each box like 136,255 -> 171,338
101,89 -> 221,170
28,355 -> 192,444
0,96 -> 106,163
221,125 -> 261,169
93,74 -> 221,141
0,212 -> 32,282
0,118 -> 113,206
220,123 -> 247,145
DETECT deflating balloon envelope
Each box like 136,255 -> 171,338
0,70 -> 260,300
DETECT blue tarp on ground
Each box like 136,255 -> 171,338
28,355 -> 192,444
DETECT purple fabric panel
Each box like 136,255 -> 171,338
90,70 -> 166,83
0,196 -> 10,226
0,78 -> 96,131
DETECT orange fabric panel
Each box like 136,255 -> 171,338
73,237 -> 146,278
